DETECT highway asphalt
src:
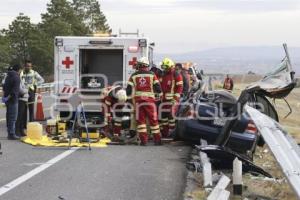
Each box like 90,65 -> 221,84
0,93 -> 190,200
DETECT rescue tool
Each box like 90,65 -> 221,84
68,102 -> 91,151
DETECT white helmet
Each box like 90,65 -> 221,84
137,57 -> 150,67
115,89 -> 127,103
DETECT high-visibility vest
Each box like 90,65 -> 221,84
20,69 -> 37,91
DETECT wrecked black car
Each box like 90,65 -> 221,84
174,44 -> 296,159
175,89 -> 260,156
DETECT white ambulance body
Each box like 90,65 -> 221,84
54,36 -> 154,117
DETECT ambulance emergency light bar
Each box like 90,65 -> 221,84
55,38 -> 63,47
138,39 -> 147,47
89,40 -> 113,45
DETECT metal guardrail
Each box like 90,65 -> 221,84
36,82 -> 54,93
0,82 -> 54,94
245,105 -> 300,199
38,82 -> 54,89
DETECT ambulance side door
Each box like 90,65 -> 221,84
57,43 -> 78,96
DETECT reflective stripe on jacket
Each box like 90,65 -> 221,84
126,68 -> 161,102
20,69 -> 44,91
161,68 -> 183,101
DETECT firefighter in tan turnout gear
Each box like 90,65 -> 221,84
126,57 -> 162,145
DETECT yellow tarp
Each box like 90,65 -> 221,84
21,136 -> 111,148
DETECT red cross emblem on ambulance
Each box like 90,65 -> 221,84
62,57 -> 74,69
129,57 -> 137,68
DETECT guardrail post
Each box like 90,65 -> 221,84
207,175 -> 231,200
233,157 -> 243,196
199,140 -> 212,188
203,162 -> 212,188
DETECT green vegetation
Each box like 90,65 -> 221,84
0,0 -> 110,77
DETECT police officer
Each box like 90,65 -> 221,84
3,64 -> 21,140
20,60 -> 44,122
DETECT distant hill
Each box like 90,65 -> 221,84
154,46 -> 300,75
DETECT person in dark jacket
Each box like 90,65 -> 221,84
16,78 -> 28,137
3,64 -> 21,140
175,63 -> 190,97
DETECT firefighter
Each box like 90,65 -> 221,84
150,64 -> 163,81
160,58 -> 183,138
102,85 -> 128,140
175,63 -> 190,98
20,60 -> 44,122
126,57 -> 162,145
223,74 -> 234,91
150,64 -> 163,110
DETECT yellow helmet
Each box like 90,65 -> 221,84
161,58 -> 174,70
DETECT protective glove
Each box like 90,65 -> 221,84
127,98 -> 133,105
155,93 -> 162,103
107,116 -> 112,123
172,95 -> 180,104
1,96 -> 10,104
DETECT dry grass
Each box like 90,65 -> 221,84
232,82 -> 300,199
243,146 -> 298,200
189,79 -> 300,199
233,84 -> 300,142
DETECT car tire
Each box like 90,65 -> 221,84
173,120 -> 184,141
257,135 -> 265,147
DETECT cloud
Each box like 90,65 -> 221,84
102,0 -> 300,13
1,0 -> 300,53
174,0 -> 300,12
0,0 -> 48,28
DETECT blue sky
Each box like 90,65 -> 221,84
1,0 -> 300,53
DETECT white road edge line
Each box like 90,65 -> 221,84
0,147 -> 80,196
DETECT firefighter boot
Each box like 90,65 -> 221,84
161,125 -> 169,138
102,125 -> 111,138
139,133 -> 148,146
153,134 -> 162,146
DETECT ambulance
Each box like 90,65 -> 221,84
53,34 -> 155,119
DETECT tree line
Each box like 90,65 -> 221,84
0,0 -> 111,79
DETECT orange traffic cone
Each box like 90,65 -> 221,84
35,94 -> 45,121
